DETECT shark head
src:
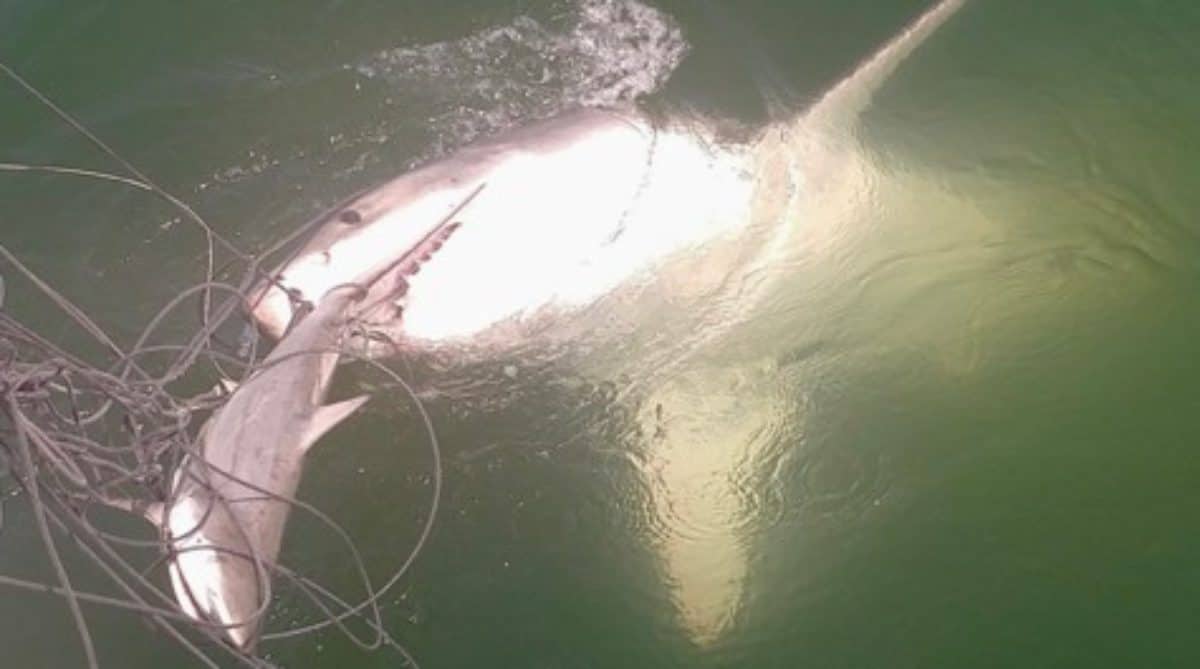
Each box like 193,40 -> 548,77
245,158 -> 487,342
247,107 -> 759,349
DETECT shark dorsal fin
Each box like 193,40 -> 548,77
301,395 -> 370,452
805,0 -> 965,131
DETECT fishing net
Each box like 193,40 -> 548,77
0,63 -> 441,668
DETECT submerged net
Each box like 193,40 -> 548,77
0,63 -> 441,668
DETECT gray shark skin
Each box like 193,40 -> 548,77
161,283 -> 370,651
247,0 -> 967,355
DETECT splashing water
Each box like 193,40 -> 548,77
355,0 -> 688,149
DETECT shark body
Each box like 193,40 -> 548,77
159,284 -> 370,650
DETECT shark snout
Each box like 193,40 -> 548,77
247,249 -> 352,339
245,279 -> 298,340
169,548 -> 268,652
204,575 -> 266,653
167,506 -> 271,652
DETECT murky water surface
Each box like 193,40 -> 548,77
3,1 -> 1200,667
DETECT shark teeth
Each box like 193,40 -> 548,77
355,219 -> 462,328
400,220 -> 461,278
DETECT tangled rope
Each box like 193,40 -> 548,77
0,62 -> 442,668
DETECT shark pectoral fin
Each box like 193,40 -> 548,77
301,395 -> 371,452
99,497 -> 165,530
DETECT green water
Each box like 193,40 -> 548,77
3,1 -> 1200,667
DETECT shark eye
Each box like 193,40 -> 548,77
338,209 -> 362,224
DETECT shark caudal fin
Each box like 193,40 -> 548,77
803,0 -> 966,131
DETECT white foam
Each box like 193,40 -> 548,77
355,0 -> 688,151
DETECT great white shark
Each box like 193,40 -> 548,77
246,0 -> 967,647
248,0 -> 968,355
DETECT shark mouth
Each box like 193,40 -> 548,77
247,179 -> 481,343
354,215 -> 464,330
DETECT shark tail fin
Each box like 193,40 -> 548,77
301,395 -> 370,452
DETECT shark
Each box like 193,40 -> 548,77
242,0 -> 968,648
141,281 -> 378,651
246,0 -> 967,357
